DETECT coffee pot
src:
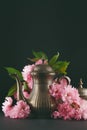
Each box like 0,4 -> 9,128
15,63 -> 56,118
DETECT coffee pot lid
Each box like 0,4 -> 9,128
31,63 -> 55,75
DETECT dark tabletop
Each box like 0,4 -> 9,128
0,112 -> 87,130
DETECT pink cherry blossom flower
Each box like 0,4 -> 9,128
79,99 -> 87,120
2,97 -> 30,119
58,102 -> 81,120
22,64 -> 35,89
52,111 -> 60,119
62,85 -> 80,104
49,78 -> 80,103
22,60 -> 47,89
50,77 -> 87,120
23,91 -> 30,99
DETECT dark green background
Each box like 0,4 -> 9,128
0,0 -> 87,107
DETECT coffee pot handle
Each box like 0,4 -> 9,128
54,75 -> 71,85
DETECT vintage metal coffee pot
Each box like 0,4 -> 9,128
15,62 -> 56,118
28,63 -> 56,117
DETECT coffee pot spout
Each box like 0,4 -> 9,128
11,74 -> 28,102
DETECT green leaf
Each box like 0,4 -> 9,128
28,51 -> 48,62
32,51 -> 48,60
52,61 -> 70,74
5,67 -> 23,81
22,82 -> 29,90
37,51 -> 48,59
22,82 -> 27,90
7,84 -> 17,96
27,57 -> 40,62
32,50 -> 40,58
49,52 -> 59,65
22,82 -> 31,93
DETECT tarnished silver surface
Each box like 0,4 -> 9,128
78,78 -> 87,100
28,64 -> 56,117
78,88 -> 87,100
